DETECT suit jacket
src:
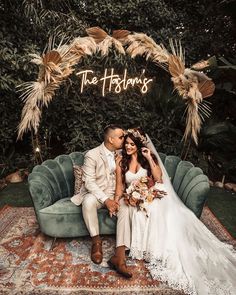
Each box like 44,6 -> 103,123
71,143 -> 114,206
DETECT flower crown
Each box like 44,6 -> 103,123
125,128 -> 148,145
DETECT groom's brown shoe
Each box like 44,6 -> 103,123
107,255 -> 132,278
91,240 -> 103,264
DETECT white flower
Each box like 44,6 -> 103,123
126,185 -> 134,194
132,191 -> 141,199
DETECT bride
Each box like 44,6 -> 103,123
108,127 -> 236,295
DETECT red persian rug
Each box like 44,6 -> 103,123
0,205 -> 235,295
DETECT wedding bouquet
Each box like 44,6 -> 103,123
123,176 -> 167,216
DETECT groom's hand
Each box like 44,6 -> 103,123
104,199 -> 119,217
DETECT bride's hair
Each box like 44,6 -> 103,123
120,128 -> 158,184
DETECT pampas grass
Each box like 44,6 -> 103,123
124,33 -> 169,68
17,35 -> 97,139
166,40 -> 215,145
17,27 -> 215,145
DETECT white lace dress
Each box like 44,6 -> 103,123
125,166 -> 236,295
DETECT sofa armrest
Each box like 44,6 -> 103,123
28,172 -> 55,211
183,181 -> 210,218
29,179 -> 55,225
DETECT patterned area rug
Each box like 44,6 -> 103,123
0,206 -> 235,295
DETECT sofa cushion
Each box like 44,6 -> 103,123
40,197 -> 82,214
73,165 -> 84,195
38,198 -> 117,237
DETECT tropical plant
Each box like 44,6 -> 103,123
0,0 -> 235,180
199,121 -> 236,182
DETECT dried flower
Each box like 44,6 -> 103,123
123,176 -> 167,216
125,128 -> 148,145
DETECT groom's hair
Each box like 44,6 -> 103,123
103,124 -> 123,141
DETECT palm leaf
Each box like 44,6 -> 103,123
199,80 -> 215,98
86,27 -> 108,43
168,55 -> 185,77
112,30 -> 130,40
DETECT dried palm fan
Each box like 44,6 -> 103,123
191,56 -> 217,70
86,27 -> 108,43
28,39 -> 78,87
86,26 -> 126,55
168,42 -> 215,144
112,30 -> 131,41
30,50 -> 63,84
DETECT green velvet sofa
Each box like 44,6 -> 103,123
28,151 -> 209,238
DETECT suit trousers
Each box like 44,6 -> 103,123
82,195 -> 135,249
82,193 -> 105,237
82,173 -> 116,237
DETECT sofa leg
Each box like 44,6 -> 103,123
50,237 -> 57,251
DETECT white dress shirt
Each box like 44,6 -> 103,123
103,143 -> 116,173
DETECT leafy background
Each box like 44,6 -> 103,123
0,0 -> 235,182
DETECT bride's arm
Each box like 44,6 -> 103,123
114,158 -> 124,202
149,158 -> 163,183
142,148 -> 163,183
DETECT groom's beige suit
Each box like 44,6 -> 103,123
71,143 -> 115,203
71,142 -> 132,247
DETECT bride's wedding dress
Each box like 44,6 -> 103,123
125,152 -> 236,295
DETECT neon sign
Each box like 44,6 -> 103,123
76,68 -> 153,96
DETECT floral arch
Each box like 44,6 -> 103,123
18,27 -> 215,145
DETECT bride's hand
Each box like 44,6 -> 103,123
141,147 -> 152,159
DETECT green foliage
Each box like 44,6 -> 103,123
199,121 -> 236,182
0,0 -> 235,181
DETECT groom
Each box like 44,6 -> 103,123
71,125 -> 124,265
